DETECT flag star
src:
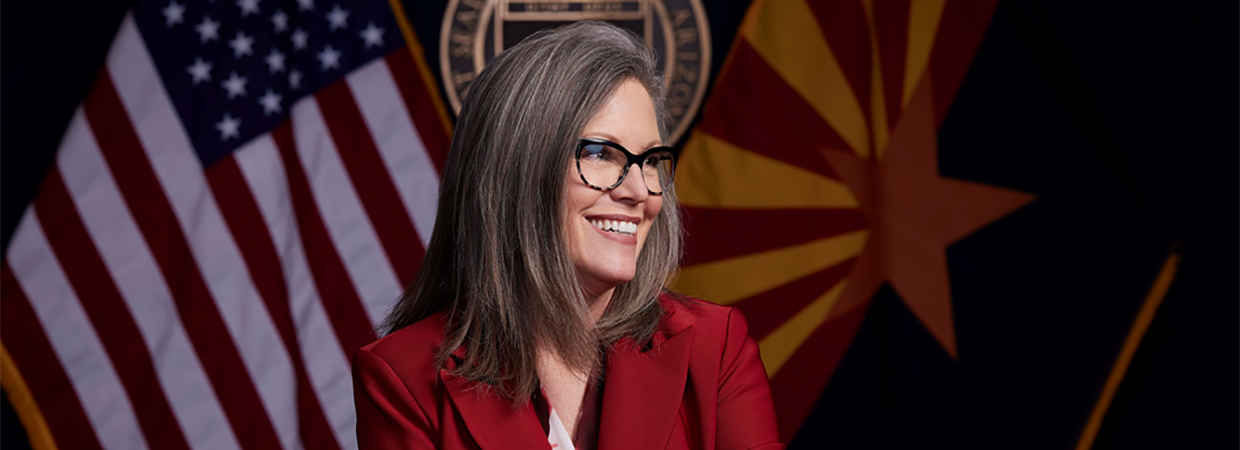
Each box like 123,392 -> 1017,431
289,70 -> 303,90
195,16 -> 220,43
265,49 -> 286,73
186,57 -> 212,84
236,0 -> 260,17
162,1 -> 186,27
316,44 -> 342,71
222,71 -> 248,98
291,28 -> 309,51
326,4 -> 349,31
296,0 -> 314,12
229,31 -> 255,58
359,22 -> 384,48
271,10 -> 288,33
216,113 -> 242,141
259,89 -> 283,115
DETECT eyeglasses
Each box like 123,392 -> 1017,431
575,137 -> 677,195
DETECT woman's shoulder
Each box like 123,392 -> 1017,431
354,311 -> 449,383
658,292 -> 752,345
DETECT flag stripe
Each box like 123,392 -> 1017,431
105,16 -> 301,447
873,0 -> 910,131
289,98 -> 403,327
769,303 -> 867,442
271,122 -> 379,354
56,110 -> 241,450
384,50 -> 450,174
82,69 -> 284,450
206,155 -> 344,450
7,214 -> 149,450
347,58 -> 440,249
233,135 -> 359,450
316,80 -> 424,288
33,166 -> 192,450
1,265 -> 105,450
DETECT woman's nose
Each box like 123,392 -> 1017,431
610,163 -> 650,202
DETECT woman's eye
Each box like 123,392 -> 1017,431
584,144 -> 607,159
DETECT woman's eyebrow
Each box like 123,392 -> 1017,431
583,131 -> 663,151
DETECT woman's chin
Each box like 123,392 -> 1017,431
579,264 -> 636,293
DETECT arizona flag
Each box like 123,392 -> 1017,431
0,0 -> 448,449
674,0 -> 1035,441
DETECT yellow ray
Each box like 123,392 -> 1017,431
743,0 -> 870,158
861,0 -> 891,160
902,0 -> 947,108
760,278 -> 848,378
674,229 -> 867,306
676,132 -> 858,209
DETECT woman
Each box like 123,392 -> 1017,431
353,21 -> 782,450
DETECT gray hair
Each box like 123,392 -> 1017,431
382,21 -> 683,403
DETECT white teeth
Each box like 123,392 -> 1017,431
590,218 -> 637,236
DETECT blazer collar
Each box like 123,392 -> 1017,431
441,366 -> 550,450
441,300 -> 695,450
597,302 -> 695,450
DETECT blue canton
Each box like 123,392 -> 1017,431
134,0 -> 403,167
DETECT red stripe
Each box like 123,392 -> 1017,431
271,122 -> 377,355
316,81 -> 424,288
32,167 -> 192,450
681,207 -> 867,266
874,0 -> 910,130
205,156 -> 342,450
730,257 -> 857,341
770,301 -> 869,442
1,264 -> 104,450
385,49 -> 450,174
928,0 -> 1000,126
81,71 -> 283,450
697,40 -> 847,179
806,0 -> 872,122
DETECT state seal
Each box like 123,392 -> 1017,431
439,0 -> 711,144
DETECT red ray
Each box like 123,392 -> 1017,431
697,41 -> 849,179
805,0 -> 872,122
731,258 -> 857,341
769,301 -> 870,442
681,207 -> 866,266
928,0 -> 1001,126
873,0 -> 911,131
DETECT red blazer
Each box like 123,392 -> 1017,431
353,296 -> 784,450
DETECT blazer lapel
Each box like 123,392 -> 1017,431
441,366 -> 550,450
598,310 -> 695,450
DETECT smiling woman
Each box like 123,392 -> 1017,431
352,21 -> 783,450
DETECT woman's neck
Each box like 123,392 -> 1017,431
584,287 -> 614,326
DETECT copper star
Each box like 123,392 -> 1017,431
819,73 -> 1035,359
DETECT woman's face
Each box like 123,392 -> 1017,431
565,79 -> 664,296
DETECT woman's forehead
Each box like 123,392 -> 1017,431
581,81 -> 662,150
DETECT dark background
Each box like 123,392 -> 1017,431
3,0 -> 1235,448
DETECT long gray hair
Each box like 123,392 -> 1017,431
381,21 -> 683,403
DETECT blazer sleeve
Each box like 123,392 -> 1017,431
353,347 -> 438,449
716,308 -> 786,450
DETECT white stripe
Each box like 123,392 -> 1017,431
105,14 -> 300,450
7,213 -> 149,450
346,59 -> 440,247
57,110 -> 241,450
233,135 -> 358,450
289,97 -> 403,327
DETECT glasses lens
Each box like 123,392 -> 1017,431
642,151 -> 675,194
579,142 -> 626,189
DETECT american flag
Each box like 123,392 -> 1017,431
0,0 -> 449,448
